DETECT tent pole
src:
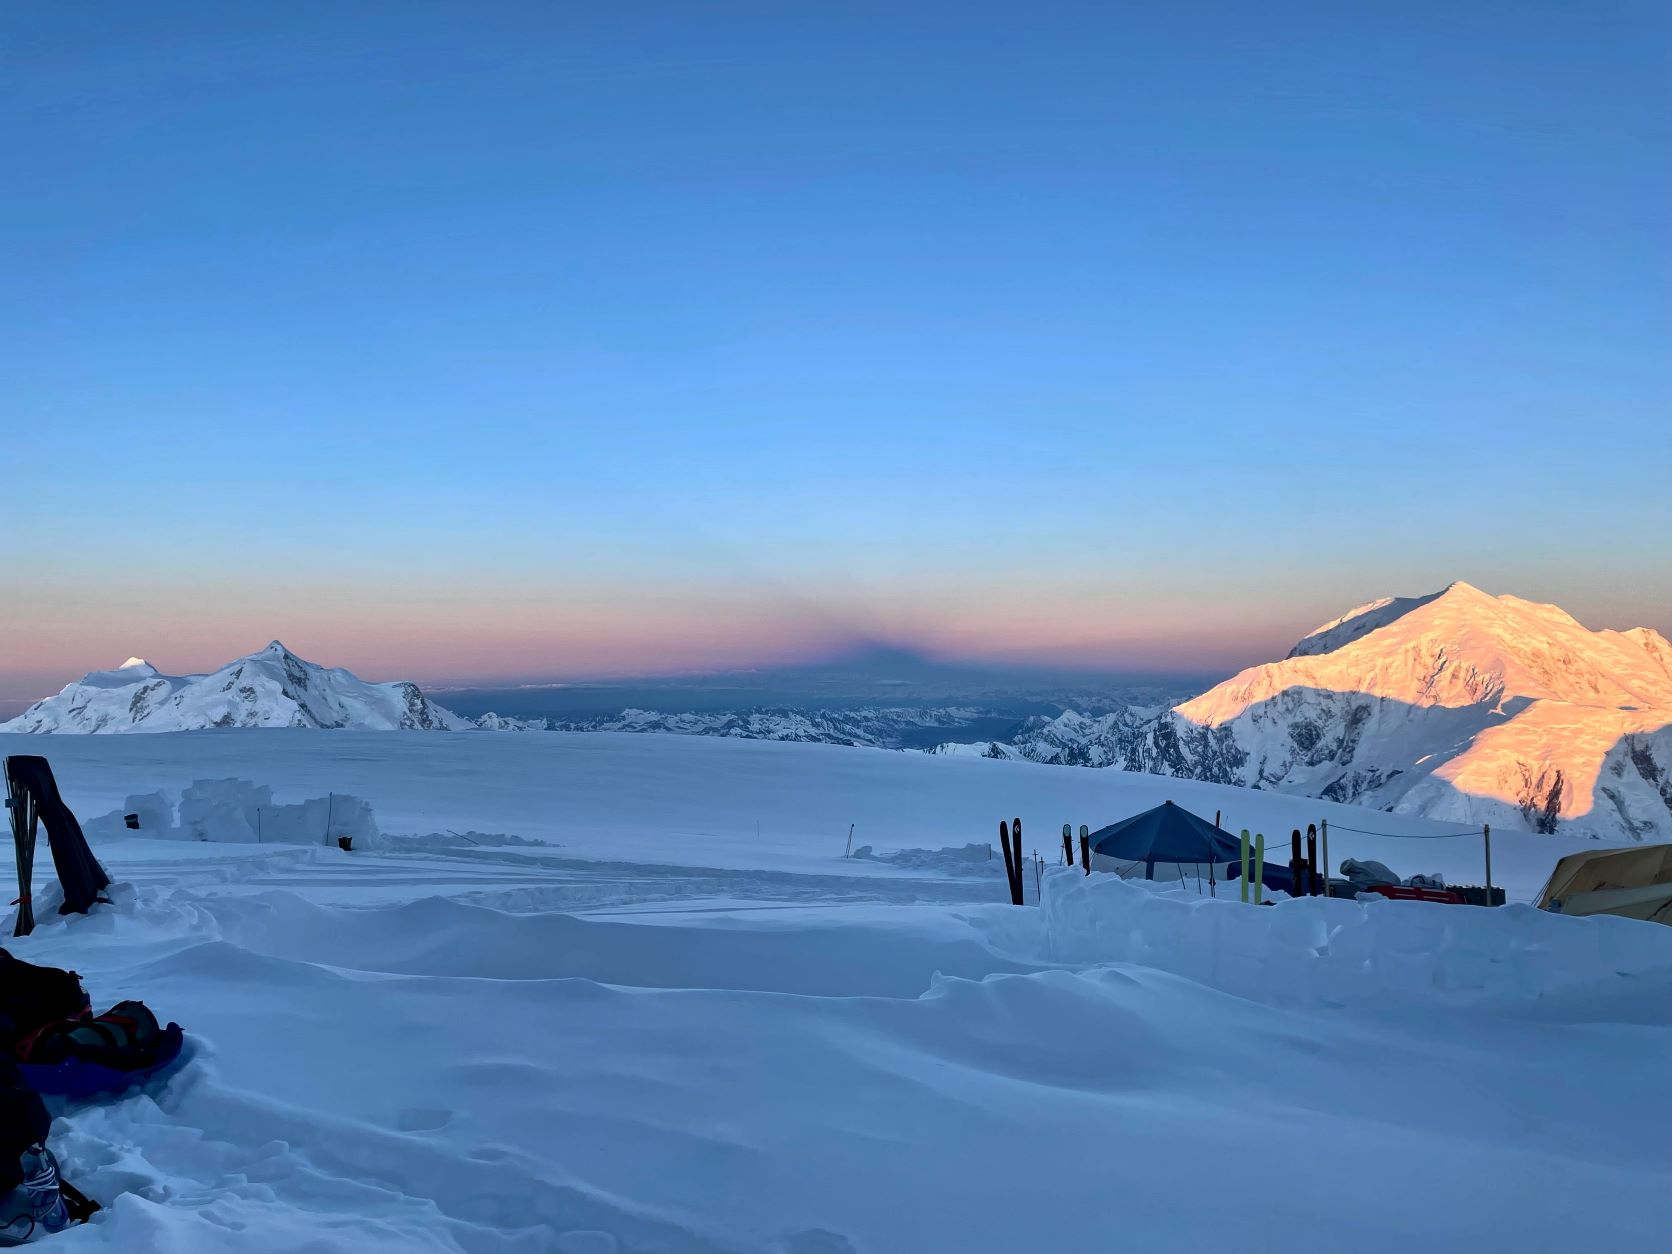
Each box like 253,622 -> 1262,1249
1483,824 -> 1493,906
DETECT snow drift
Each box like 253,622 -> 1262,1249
19,803 -> 1671,1253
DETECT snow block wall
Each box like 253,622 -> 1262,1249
1027,867 -> 1672,1005
85,779 -> 380,846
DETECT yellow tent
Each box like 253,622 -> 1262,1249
1535,844 -> 1672,925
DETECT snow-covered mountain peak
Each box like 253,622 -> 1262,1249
1,643 -> 470,734
1221,582 -> 1672,721
1183,584 -> 1672,838
945,584 -> 1672,842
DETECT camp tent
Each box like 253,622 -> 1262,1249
1087,800 -> 1242,885
1535,844 -> 1672,926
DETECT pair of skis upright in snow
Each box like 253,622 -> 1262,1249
1062,823 -> 1090,874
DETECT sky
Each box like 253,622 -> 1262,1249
3,1 -> 1669,701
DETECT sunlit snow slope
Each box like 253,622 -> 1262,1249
1177,581 -> 1672,839
963,583 -> 1672,842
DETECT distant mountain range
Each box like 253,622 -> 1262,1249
9,583 -> 1668,842
933,582 -> 1672,843
0,642 -> 469,733
478,706 -> 1009,748
0,644 -> 1045,748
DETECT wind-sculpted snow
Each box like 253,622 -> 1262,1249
1028,865 -> 1672,1006
22,809 -> 1670,1254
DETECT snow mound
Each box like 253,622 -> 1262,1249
848,842 -> 1006,875
1027,866 -> 1672,1006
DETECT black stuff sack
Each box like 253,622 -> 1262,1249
0,951 -> 87,1054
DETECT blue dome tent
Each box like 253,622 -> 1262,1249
1087,800 -> 1242,884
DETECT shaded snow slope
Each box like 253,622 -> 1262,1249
2,641 -> 470,733
1286,587 -> 1447,658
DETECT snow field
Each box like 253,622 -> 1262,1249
5,728 -> 1616,900
0,731 -> 1665,1251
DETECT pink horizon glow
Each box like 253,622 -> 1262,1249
5,575 -> 1666,701
0,610 -> 1282,700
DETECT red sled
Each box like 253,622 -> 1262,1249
1364,884 -> 1464,905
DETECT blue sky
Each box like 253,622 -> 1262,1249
3,2 -> 1668,693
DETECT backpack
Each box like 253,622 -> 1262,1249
0,951 -> 87,1053
15,1002 -> 176,1072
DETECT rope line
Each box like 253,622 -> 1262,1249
1321,822 -> 1483,840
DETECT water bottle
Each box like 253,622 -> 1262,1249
20,1144 -> 69,1233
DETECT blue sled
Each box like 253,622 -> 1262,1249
18,1025 -> 186,1100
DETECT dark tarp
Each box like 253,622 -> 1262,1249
1087,801 -> 1242,878
1224,859 -> 1297,895
5,756 -> 111,936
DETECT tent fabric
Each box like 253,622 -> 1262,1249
1088,855 -> 1239,885
1086,801 -> 1241,876
1536,844 -> 1672,925
5,756 -> 111,935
